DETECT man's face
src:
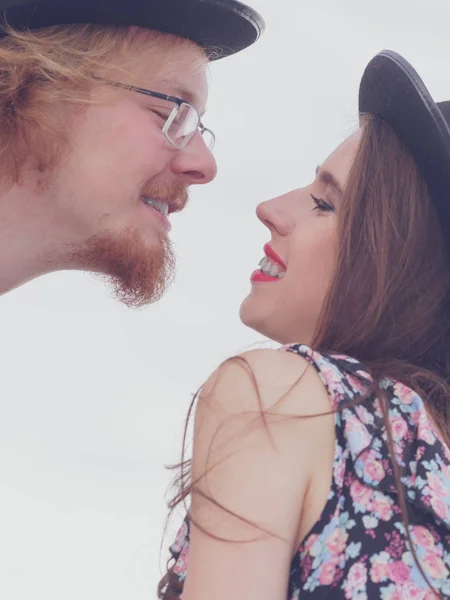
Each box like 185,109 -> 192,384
44,36 -> 217,307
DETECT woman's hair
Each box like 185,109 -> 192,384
0,23 -> 208,186
158,115 -> 450,598
314,113 -> 450,438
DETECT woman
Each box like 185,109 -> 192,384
159,51 -> 450,599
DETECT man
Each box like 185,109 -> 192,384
0,0 -> 264,306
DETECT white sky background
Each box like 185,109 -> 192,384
1,0 -> 450,598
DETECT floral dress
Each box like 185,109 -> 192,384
167,345 -> 450,599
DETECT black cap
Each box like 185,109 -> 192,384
0,0 -> 265,59
359,50 -> 450,245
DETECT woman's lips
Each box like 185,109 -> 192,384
263,243 -> 287,269
250,270 -> 281,283
250,243 -> 287,282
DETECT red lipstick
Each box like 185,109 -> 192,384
264,243 -> 286,269
250,270 -> 280,282
250,244 -> 287,283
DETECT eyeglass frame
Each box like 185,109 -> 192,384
95,78 -> 215,151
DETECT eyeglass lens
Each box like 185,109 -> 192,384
166,103 -> 214,150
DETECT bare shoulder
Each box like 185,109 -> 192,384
184,352 -> 336,600
198,347 -> 333,420
189,346 -> 336,558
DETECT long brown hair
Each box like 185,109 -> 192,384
158,114 -> 450,598
315,113 -> 450,437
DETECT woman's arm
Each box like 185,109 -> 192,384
182,348 -> 335,600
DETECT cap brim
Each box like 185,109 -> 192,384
0,0 -> 265,59
359,50 -> 450,239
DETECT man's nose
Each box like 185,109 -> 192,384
170,132 -> 218,185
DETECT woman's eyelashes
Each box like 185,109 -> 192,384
311,194 -> 336,213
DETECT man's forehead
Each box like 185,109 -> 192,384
158,69 -> 209,111
122,35 -> 209,109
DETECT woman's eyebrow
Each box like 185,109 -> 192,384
315,164 -> 343,197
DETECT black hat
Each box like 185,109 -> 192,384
0,0 -> 264,59
359,50 -> 450,244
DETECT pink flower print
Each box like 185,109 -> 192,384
372,398 -> 384,419
345,417 -> 372,448
172,521 -> 188,553
370,558 -> 390,583
410,410 -> 421,426
440,462 -> 450,480
430,495 -> 448,520
401,582 -> 426,600
320,364 -> 345,403
334,458 -> 346,488
390,416 -> 408,441
385,589 -> 403,600
173,545 -> 189,577
388,560 -> 410,584
372,496 -> 393,521
355,404 -> 374,425
344,563 -> 368,598
363,453 -> 385,482
303,533 -> 318,554
442,443 -> 450,462
413,446 -> 426,466
422,552 -> 448,580
424,589 -> 441,600
319,561 -> 337,585
393,381 -> 415,404
345,417 -> 364,435
426,472 -> 446,497
418,423 -> 437,445
350,480 -> 372,506
412,526 -> 436,551
326,528 -> 349,555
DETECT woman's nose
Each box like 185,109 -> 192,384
256,197 -> 294,236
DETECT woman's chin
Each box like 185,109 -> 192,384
239,297 -> 260,331
239,296 -> 280,342
240,296 -> 313,346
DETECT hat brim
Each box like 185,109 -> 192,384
0,0 -> 264,59
359,50 -> 450,240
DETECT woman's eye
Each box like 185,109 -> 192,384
311,194 -> 335,213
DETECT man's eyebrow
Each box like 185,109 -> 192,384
315,164 -> 343,196
173,86 -> 197,104
167,86 -> 206,117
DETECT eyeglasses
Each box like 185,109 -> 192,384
97,78 -> 215,151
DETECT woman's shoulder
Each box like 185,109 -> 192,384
198,345 -> 336,420
282,343 -> 374,407
184,346 -> 340,571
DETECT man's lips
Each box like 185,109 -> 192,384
152,207 -> 172,232
264,243 -> 287,269
141,188 -> 189,215
141,203 -> 172,232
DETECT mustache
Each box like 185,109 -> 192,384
142,181 -> 189,213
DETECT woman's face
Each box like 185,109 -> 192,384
240,130 -> 361,345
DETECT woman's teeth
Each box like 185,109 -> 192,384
141,196 -> 169,217
258,257 -> 286,278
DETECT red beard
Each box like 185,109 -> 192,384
71,226 -> 176,307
